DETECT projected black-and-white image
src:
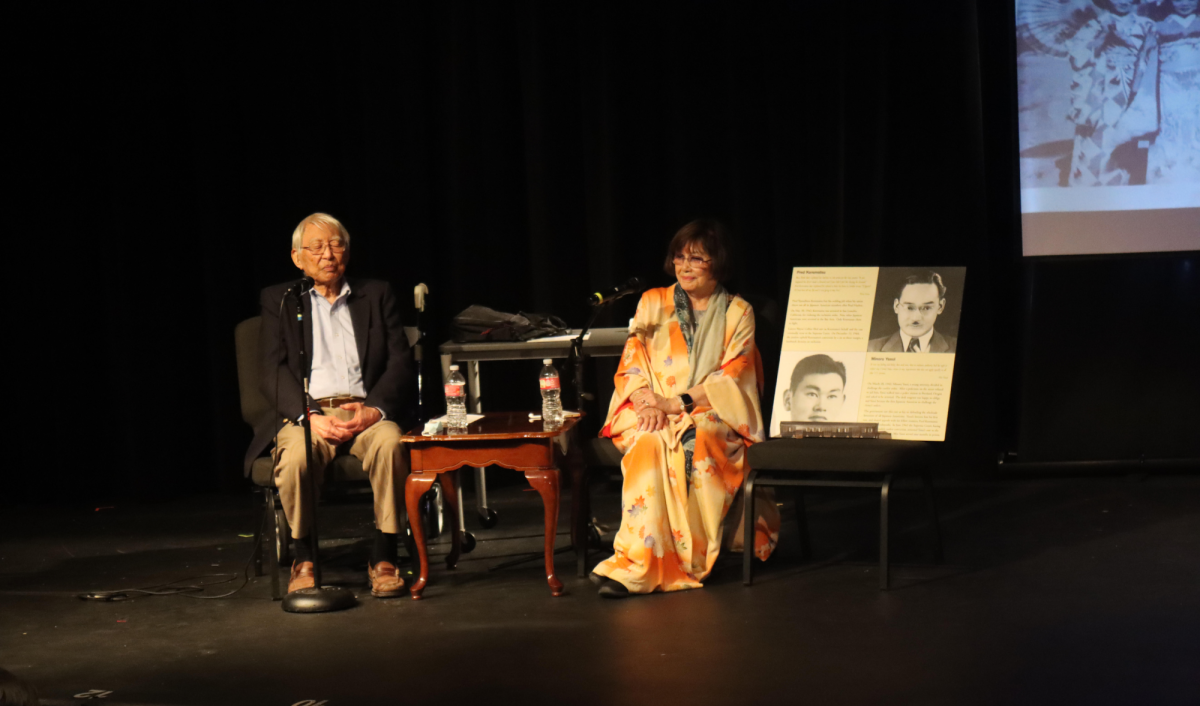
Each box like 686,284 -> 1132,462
1016,0 -> 1199,195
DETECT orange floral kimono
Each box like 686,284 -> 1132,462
592,285 -> 780,593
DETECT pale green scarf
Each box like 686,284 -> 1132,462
674,283 -> 728,389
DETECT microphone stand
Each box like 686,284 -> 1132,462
574,284 -> 639,410
282,283 -> 357,614
571,305 -> 605,413
413,283 -> 428,423
564,300 -> 614,564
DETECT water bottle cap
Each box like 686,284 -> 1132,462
449,364 -> 459,371
543,359 -> 552,365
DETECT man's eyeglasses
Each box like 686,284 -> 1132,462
302,239 -> 347,255
673,254 -> 712,268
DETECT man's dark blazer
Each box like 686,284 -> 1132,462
866,329 -> 957,353
243,277 -> 413,476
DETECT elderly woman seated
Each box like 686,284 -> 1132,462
590,219 -> 779,597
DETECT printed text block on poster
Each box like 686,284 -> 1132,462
782,268 -> 877,352
858,355 -> 955,442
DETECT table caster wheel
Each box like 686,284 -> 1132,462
274,507 -> 292,565
478,507 -> 499,529
461,531 -> 476,554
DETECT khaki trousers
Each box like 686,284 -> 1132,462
272,407 -> 407,539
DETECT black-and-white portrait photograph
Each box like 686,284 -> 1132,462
1016,0 -> 1200,190
867,268 -> 966,354
769,352 -> 866,437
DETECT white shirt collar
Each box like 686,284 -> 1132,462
899,329 -> 934,353
309,279 -> 352,305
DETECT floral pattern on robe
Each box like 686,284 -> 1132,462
592,286 -> 780,594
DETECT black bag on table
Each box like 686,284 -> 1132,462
450,305 -> 569,343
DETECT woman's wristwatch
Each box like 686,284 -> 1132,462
678,393 -> 695,414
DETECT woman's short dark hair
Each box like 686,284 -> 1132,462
663,219 -> 735,283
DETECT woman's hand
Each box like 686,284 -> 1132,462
635,406 -> 669,432
630,388 -> 669,412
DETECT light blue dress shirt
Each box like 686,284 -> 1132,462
308,281 -> 366,401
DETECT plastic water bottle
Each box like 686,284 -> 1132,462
540,359 -> 563,428
445,365 -> 468,434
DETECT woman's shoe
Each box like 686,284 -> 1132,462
588,572 -> 605,587
597,578 -> 630,599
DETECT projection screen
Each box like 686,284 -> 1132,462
1015,0 -> 1200,256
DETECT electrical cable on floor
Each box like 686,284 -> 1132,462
80,292 -> 293,604
77,497 -> 267,602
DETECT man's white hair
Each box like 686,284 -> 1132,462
292,213 -> 351,251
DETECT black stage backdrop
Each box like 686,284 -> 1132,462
16,2 -> 1191,503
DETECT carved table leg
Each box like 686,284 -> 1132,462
525,468 -> 565,597
439,470 -> 462,570
405,473 -> 436,600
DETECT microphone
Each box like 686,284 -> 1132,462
588,277 -> 645,306
286,276 -> 315,297
414,283 -> 428,312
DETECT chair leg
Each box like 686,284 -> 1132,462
922,470 -> 944,564
440,472 -> 463,570
267,489 -> 281,601
794,489 -> 812,561
253,489 -> 266,578
742,470 -> 757,586
456,480 -> 467,540
879,474 -> 892,591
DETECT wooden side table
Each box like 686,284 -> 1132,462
400,412 -> 584,600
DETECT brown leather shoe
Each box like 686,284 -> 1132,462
368,561 -> 406,598
288,561 -> 315,593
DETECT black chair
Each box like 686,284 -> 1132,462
235,316 -> 438,599
743,438 -> 943,590
577,435 -> 624,574
235,316 -> 378,599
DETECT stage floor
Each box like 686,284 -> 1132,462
2,472 -> 1198,705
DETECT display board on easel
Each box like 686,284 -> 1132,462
769,267 -> 966,442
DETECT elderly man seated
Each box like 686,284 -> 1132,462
244,213 -> 413,598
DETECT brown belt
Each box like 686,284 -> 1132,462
313,396 -> 365,408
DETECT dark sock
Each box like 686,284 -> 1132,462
371,530 -> 398,566
293,535 -> 314,564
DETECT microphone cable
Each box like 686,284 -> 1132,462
77,284 -> 300,603
77,497 -> 267,602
